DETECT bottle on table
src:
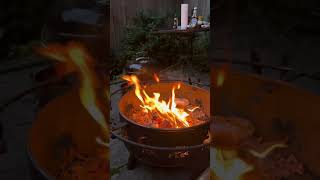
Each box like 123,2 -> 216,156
198,16 -> 204,25
173,13 -> 179,29
191,7 -> 198,28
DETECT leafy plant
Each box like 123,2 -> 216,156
192,32 -> 210,72
120,10 -> 209,72
121,11 -> 180,64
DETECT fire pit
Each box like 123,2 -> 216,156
27,42 -> 110,180
28,88 -> 109,180
112,78 -> 211,171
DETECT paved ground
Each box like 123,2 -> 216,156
0,64 -> 44,179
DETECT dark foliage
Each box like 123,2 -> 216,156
0,0 -> 55,60
0,0 -> 107,61
120,11 -> 209,72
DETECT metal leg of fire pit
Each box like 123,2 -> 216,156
189,166 -> 208,180
188,158 -> 209,180
28,159 -> 47,180
127,152 -> 137,170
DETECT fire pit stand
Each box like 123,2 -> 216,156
110,80 -> 211,179
112,125 -> 210,167
111,124 -> 211,179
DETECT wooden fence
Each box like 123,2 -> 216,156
110,0 -> 210,52
185,0 -> 210,19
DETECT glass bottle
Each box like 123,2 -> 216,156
191,7 -> 198,28
173,13 -> 179,29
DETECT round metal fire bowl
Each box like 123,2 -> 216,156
27,88 -> 108,179
118,81 -> 210,147
111,124 -> 210,168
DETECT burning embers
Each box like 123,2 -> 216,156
122,75 -> 209,128
56,145 -> 108,180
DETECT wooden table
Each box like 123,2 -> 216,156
152,27 -> 210,35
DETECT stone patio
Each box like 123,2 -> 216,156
0,64 -> 44,179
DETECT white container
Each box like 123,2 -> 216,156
181,4 -> 188,30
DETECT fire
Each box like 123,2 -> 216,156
122,75 -> 190,128
211,143 -> 287,179
248,143 -> 287,159
37,42 -> 108,146
153,73 -> 160,83
211,148 -> 253,180
187,106 -> 200,112
217,70 -> 225,87
177,83 -> 181,89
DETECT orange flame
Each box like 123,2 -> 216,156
153,73 -> 160,83
187,106 -> 200,112
122,75 -> 189,128
37,42 -> 108,135
177,83 -> 181,89
217,70 -> 225,87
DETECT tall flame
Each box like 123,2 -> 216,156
122,75 -> 189,128
37,42 -> 108,139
